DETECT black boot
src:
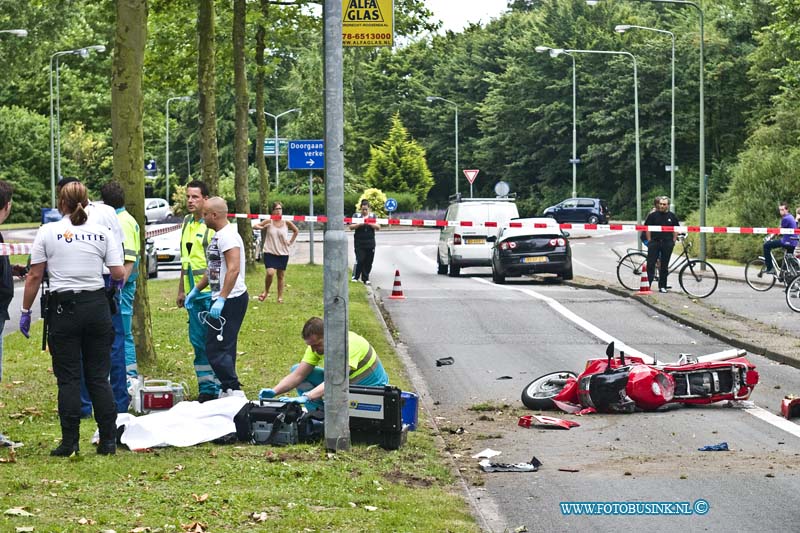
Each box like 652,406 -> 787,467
97,422 -> 117,455
51,423 -> 80,457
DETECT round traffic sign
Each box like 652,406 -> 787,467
385,197 -> 398,212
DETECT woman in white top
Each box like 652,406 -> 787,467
253,201 -> 298,303
20,181 -> 125,456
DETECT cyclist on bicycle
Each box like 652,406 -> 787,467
763,201 -> 798,275
644,195 -> 679,293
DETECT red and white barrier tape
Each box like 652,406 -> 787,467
229,212 -> 800,236
0,224 -> 183,256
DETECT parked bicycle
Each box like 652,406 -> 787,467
744,236 -> 800,292
615,235 -> 718,298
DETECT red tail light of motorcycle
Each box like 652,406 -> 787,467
746,370 -> 759,386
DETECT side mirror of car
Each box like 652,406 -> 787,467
487,235 -> 497,243
561,231 -> 570,238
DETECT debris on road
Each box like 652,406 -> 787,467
436,356 -> 455,367
472,448 -> 501,459
518,415 -> 580,430
558,468 -> 580,473
479,456 -> 542,473
780,396 -> 800,419
496,375 -> 513,380
698,442 -> 729,451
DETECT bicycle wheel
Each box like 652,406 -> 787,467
616,252 -> 648,291
679,260 -> 718,298
744,257 -> 775,291
786,276 -> 800,313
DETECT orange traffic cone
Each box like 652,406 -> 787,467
389,269 -> 406,300
635,270 -> 652,295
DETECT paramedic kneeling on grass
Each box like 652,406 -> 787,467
262,317 -> 389,412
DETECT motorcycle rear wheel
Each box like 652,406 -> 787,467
521,371 -> 577,410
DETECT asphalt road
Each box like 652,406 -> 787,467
366,229 -> 800,533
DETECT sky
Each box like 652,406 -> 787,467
425,0 -> 508,33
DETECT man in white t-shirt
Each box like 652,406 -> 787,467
184,197 -> 248,397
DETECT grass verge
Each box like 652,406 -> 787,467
0,265 -> 478,532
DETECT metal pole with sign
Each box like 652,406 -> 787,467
463,169 -> 479,198
309,171 -> 315,265
288,139 -> 325,266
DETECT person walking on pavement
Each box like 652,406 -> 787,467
184,197 -> 248,397
644,196 -> 679,293
20,181 -> 125,456
100,182 -> 139,413
763,201 -> 798,275
259,316 -> 389,412
0,180 -> 28,448
253,201 -> 298,303
176,181 -> 221,402
349,200 -> 380,285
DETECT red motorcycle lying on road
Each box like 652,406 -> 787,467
522,342 -> 759,414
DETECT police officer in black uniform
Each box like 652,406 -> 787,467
644,196 -> 680,293
20,181 -> 125,456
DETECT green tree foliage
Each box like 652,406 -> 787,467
0,106 -> 49,221
357,188 -> 388,217
364,114 -> 433,205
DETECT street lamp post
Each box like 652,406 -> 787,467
589,0 -> 705,258
535,46 -> 578,199
616,23 -> 676,216
166,95 -> 192,202
259,109 -> 300,188
550,48 -> 641,236
426,96 -> 459,197
49,45 -> 106,207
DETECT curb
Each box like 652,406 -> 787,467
568,276 -> 800,371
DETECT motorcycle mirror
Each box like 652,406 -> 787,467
605,342 -> 615,358
619,350 -> 625,366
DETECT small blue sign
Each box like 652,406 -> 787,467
41,207 -> 62,224
287,139 -> 324,170
385,198 -> 398,212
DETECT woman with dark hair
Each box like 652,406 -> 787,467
19,181 -> 125,456
253,201 -> 298,303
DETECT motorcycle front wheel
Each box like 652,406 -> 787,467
521,371 -> 577,410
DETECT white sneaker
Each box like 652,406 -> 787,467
220,389 -> 246,398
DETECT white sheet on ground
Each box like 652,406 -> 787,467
117,396 -> 249,450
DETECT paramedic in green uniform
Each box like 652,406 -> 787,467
176,181 -> 221,402
261,316 -> 389,412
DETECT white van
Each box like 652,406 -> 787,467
437,198 -> 519,276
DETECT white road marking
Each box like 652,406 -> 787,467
573,258 -> 606,273
469,275 -> 800,439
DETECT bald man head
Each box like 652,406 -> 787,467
203,196 -> 229,231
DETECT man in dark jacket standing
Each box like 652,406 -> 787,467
644,196 -> 680,293
349,200 -> 380,285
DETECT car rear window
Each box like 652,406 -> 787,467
577,199 -> 595,207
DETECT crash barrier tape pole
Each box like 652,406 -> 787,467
226,212 -> 800,236
0,223 -> 183,256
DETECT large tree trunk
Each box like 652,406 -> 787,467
232,0 -> 254,267
255,0 -> 270,216
112,0 -> 154,365
197,0 -> 219,195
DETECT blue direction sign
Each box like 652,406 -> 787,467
384,198 -> 398,212
287,139 -> 324,170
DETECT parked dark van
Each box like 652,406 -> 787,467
542,198 -> 609,224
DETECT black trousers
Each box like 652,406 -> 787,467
206,291 -> 248,391
47,289 -> 116,432
646,240 -> 675,290
354,246 -> 375,282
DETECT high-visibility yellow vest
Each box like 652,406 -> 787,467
181,214 -> 214,293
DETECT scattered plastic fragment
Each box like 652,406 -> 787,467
558,468 -> 580,473
727,400 -> 755,409
479,456 -> 542,473
518,415 -> 580,430
698,442 -> 728,452
472,448 -> 501,459
496,375 -> 513,380
436,357 -> 455,367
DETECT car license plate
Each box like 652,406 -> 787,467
157,254 -> 171,261
523,256 -> 548,264
465,238 -> 485,245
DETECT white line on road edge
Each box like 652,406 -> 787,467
572,257 -> 607,273
471,276 -> 800,440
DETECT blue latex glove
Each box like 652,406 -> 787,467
209,297 -> 226,319
259,388 -> 276,400
184,287 -> 200,310
110,277 -> 125,291
278,395 -> 308,404
19,310 -> 32,338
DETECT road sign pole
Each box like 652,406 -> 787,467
470,183 -> 473,198
309,170 -> 314,265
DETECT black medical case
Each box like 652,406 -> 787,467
348,385 -> 408,450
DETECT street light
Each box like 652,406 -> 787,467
536,46 -> 578,199
589,0 -> 705,259
0,29 -> 27,37
616,23 -> 677,216
426,96 -> 459,197
166,95 -> 192,202
551,48 -> 641,234
249,108 -> 300,188
49,45 -> 106,207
